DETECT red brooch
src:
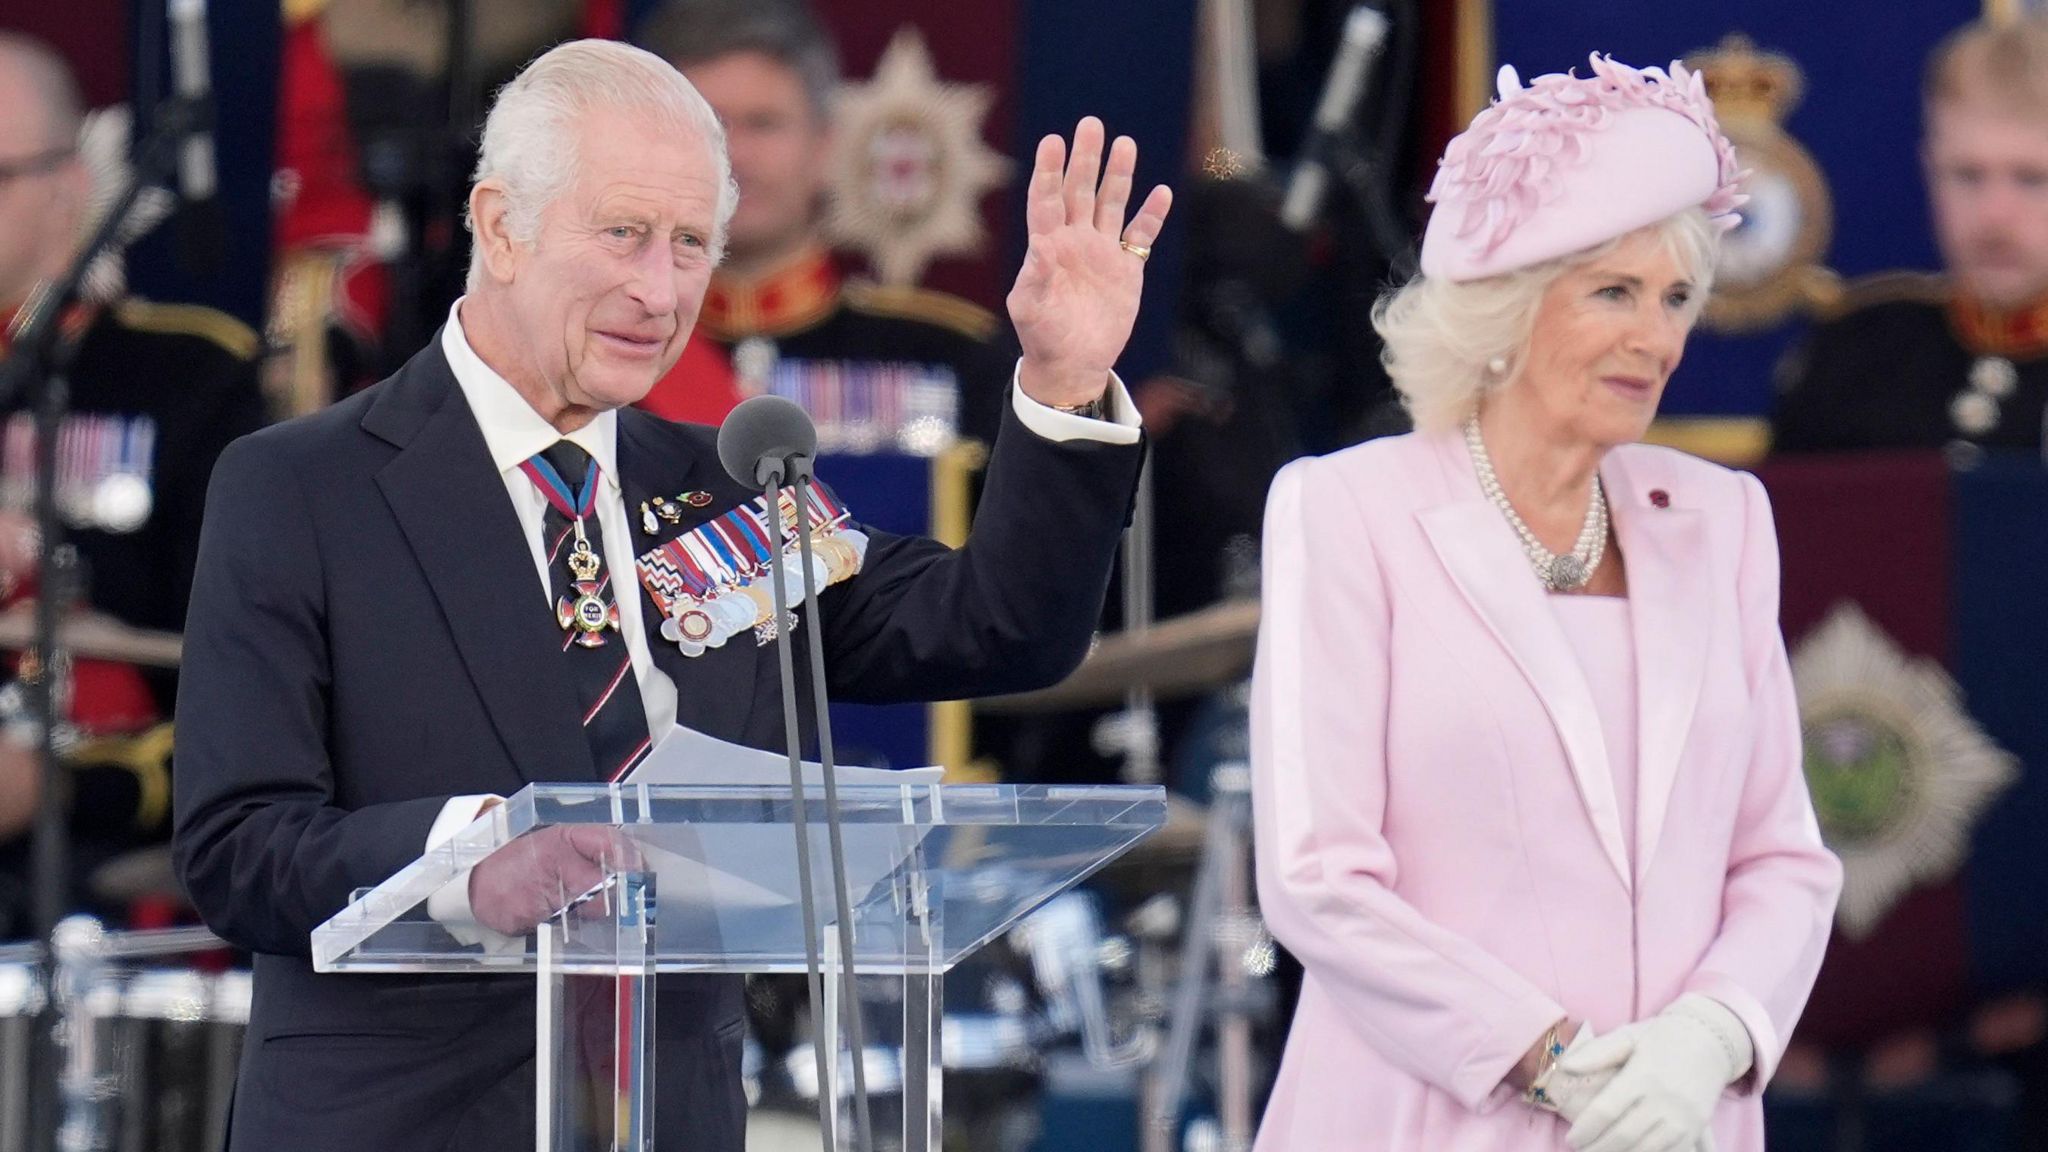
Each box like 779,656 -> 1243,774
1649,489 -> 1670,508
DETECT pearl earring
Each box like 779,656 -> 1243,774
1486,357 -> 1508,376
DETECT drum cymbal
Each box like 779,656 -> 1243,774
89,845 -> 185,906
0,609 -> 182,668
978,599 -> 1258,715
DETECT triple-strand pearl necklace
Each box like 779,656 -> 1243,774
1463,417 -> 1608,593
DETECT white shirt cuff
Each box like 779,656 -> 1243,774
424,793 -> 524,954
1009,364 -> 1142,445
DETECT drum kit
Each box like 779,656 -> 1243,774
0,924 -> 242,1152
0,613 -> 231,1152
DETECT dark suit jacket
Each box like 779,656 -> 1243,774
171,337 -> 1141,1152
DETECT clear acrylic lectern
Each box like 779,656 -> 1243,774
311,780 -> 1164,1151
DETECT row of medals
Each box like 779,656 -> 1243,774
560,490 -> 862,651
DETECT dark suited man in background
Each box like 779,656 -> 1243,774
172,37 -> 1170,1152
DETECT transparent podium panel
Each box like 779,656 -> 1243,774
311,781 -> 1164,1152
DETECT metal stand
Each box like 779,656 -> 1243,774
1109,456 -> 1161,785
25,921 -> 226,1152
1144,757 -> 1271,1152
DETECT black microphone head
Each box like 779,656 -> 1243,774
717,395 -> 818,488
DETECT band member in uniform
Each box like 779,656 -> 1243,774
633,0 -> 1016,448
172,39 -> 1168,1152
0,33 -> 266,933
1773,16 -> 2048,456
1772,19 -> 2048,1143
1251,55 -> 1840,1151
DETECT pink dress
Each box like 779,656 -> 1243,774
1551,594 -> 1640,869
1250,432 -> 1841,1152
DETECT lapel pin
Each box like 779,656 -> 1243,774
683,490 -> 714,508
1649,489 -> 1670,508
639,501 -> 658,535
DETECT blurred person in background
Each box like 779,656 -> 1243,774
1770,19 -> 2048,1144
633,0 -> 1015,447
1251,56 -> 1841,1151
0,33 -> 265,935
1773,15 -> 2048,457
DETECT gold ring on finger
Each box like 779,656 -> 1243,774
1119,240 -> 1152,262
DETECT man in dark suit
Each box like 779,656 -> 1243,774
171,37 -> 1172,1152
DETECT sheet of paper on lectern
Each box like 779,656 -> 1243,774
619,726 -> 941,918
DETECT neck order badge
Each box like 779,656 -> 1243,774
520,446 -> 619,648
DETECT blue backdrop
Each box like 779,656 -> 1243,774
1491,1 -> 1981,417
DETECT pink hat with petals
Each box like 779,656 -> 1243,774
1419,54 -> 1747,282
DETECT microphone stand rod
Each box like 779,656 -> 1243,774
792,468 -> 875,1152
761,465 -> 839,1152
1120,452 -> 1158,786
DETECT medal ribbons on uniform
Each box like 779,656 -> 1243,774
766,359 -> 960,456
637,485 -> 865,657
518,453 -> 620,648
2,412 -> 156,534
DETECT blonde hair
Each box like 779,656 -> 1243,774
1372,209 -> 1719,434
466,39 -> 739,289
1926,15 -> 2048,124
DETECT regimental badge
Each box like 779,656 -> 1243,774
556,539 -> 618,647
1686,36 -> 1843,333
823,26 -> 1011,286
1792,601 -> 2018,940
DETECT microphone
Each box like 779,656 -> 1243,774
717,396 -> 875,1152
1279,2 -> 1389,231
167,0 -> 223,274
716,394 -> 815,487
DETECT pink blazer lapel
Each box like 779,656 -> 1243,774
1599,452 -> 1713,874
1418,437 -> 1632,890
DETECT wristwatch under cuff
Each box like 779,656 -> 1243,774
1050,394 -> 1108,420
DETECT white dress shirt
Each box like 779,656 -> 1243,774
425,296 -> 1140,933
440,302 -> 680,740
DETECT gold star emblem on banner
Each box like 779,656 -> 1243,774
824,26 -> 1011,286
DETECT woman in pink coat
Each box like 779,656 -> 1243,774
1250,55 -> 1842,1152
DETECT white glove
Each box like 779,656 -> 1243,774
1559,994 -> 1753,1152
1533,1026 -> 1615,1123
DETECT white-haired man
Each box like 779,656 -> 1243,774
171,38 -> 1169,1152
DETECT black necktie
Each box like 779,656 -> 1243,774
526,439 -> 652,780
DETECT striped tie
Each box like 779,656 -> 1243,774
522,441 -> 652,780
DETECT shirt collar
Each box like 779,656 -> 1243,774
442,298 -> 620,492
